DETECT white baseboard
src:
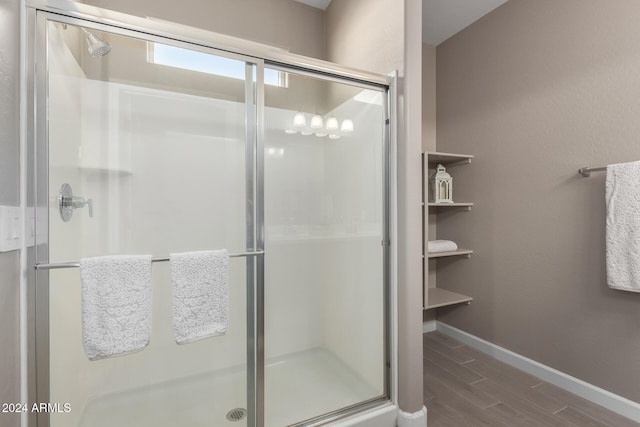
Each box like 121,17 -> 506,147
433,322 -> 640,423
422,320 -> 437,333
397,405 -> 427,427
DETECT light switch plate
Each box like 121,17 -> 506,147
0,206 -> 22,252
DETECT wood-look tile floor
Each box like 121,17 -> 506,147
423,332 -> 640,427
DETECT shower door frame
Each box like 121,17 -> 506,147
261,62 -> 395,427
28,8 -> 264,427
25,2 -> 396,426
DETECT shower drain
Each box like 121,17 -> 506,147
226,408 -> 247,422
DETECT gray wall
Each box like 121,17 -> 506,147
83,0 -> 326,59
436,0 -> 640,402
422,43 -> 437,325
326,0 -> 403,75
422,43 -> 435,153
0,0 -> 22,426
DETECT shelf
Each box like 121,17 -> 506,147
423,150 -> 474,312
78,167 -> 133,177
426,151 -> 473,166
428,202 -> 473,209
426,288 -> 473,310
427,249 -> 473,259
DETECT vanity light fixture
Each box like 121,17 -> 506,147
340,119 -> 354,133
310,114 -> 324,129
286,112 -> 353,138
293,112 -> 306,128
325,116 -> 339,131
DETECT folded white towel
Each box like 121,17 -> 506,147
170,249 -> 229,344
80,255 -> 153,361
428,240 -> 458,253
606,161 -> 640,292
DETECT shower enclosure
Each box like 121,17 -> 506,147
26,2 -> 396,426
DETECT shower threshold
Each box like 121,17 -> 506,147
74,348 -> 379,427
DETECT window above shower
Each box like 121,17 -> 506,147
148,43 -> 288,87
51,21 -> 251,101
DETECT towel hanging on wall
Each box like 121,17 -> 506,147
605,161 -> 640,293
170,249 -> 229,344
80,254 -> 153,360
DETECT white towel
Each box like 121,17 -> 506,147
606,161 -> 640,292
428,240 -> 458,253
170,249 -> 229,344
80,255 -> 153,361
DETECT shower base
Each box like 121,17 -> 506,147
76,348 -> 381,427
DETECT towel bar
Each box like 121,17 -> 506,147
34,250 -> 265,270
579,166 -> 607,177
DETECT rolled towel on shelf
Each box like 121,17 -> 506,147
606,161 -> 640,293
80,254 -> 153,361
428,240 -> 458,253
170,249 -> 229,344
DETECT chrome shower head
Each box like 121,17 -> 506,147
81,28 -> 111,57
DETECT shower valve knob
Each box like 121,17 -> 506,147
72,197 -> 94,218
58,183 -> 93,222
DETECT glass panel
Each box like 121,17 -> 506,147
46,20 -> 253,427
264,71 -> 387,426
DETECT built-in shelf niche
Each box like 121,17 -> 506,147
423,151 -> 474,310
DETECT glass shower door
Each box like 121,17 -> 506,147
39,17 -> 258,427
263,70 -> 389,426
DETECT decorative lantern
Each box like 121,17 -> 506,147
430,164 -> 453,203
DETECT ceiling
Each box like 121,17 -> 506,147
294,0 -> 508,46
294,0 -> 332,10
423,0 -> 508,45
